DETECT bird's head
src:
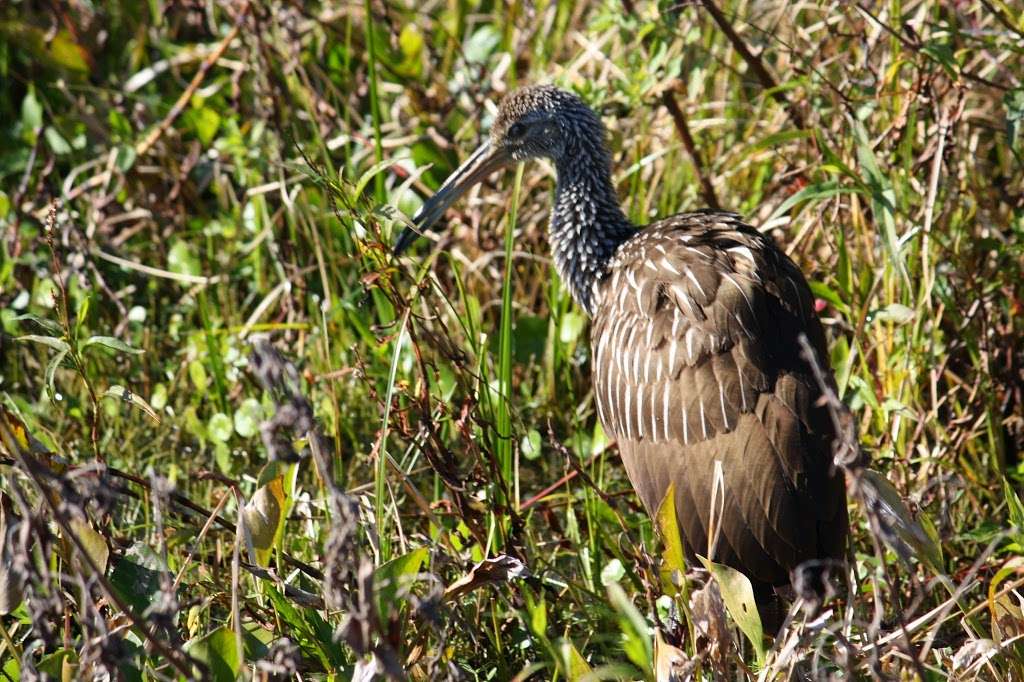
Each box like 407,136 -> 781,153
394,85 -> 601,254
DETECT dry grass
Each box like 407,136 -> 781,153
1,0 -> 1023,679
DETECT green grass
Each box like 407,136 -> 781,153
1,0 -> 1023,679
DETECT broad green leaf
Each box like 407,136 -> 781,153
698,555 -> 765,664
0,497 -> 25,615
463,25 -> 500,64
185,626 -> 241,682
869,303 -> 915,325
243,476 -> 286,566
399,23 -> 423,60
45,348 -> 69,400
606,582 -> 652,674
520,429 -> 542,460
354,156 -> 408,200
83,335 -> 144,354
44,127 -> 72,155
374,547 -> 428,622
68,520 -> 110,576
208,413 -> 233,442
600,558 -> 625,586
189,359 -> 209,390
21,89 -> 43,134
527,595 -> 547,638
862,469 -> 942,572
16,334 -> 70,353
102,386 -> 161,424
557,638 -> 593,680
187,106 -> 221,146
168,240 -> 201,278
854,121 -> 908,285
559,310 -> 586,344
656,482 -> 687,594
233,398 -> 263,438
767,180 -> 865,223
109,543 -> 164,615
14,313 -> 62,336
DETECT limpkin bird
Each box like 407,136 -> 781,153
395,85 -> 848,621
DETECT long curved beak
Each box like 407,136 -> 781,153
393,140 -> 510,255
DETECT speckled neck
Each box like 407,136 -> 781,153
550,138 -> 636,315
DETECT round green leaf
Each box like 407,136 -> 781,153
208,413 -> 233,442
233,398 -> 263,438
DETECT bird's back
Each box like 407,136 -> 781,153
589,210 -> 847,589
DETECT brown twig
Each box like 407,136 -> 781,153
134,2 -> 251,157
661,89 -> 720,210
0,423 -> 197,678
699,0 -> 806,130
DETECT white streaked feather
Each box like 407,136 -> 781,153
624,381 -> 634,440
721,271 -> 756,317
685,326 -> 698,361
729,245 -> 755,264
719,383 -> 730,430
685,268 -> 707,299
738,365 -> 747,412
699,398 -> 708,440
682,403 -> 690,445
662,382 -> 671,443
636,385 -> 645,439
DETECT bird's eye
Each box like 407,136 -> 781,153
508,122 -> 527,139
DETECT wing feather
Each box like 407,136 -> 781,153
591,212 -> 848,587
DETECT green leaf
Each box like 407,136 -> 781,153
854,121 -> 908,285
698,555 -> 765,664
656,482 -> 687,594
187,106 -> 221,146
600,558 -> 625,586
21,89 -> 42,134
102,385 -> 161,423
374,547 -> 428,622
83,335 -> 144,354
233,398 -> 263,438
185,626 -> 241,682
189,359 -> 209,390
109,543 -> 165,615
208,413 -> 233,442
44,127 -> 71,155
14,313 -> 62,335
463,25 -> 500,64
114,145 -> 137,172
1005,478 -> 1024,533
243,476 -> 286,567
354,156 -> 407,199
767,180 -> 864,223
520,429 -> 542,460
67,520 -> 110,575
0,499 -> 25,615
559,310 -> 586,345
168,240 -> 201,277
606,582 -> 652,674
557,638 -> 593,681
869,303 -> 914,325
15,334 -> 70,353
864,470 -> 944,572
44,348 -> 69,400
528,595 -> 548,638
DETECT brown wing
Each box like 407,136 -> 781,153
591,212 -> 847,587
